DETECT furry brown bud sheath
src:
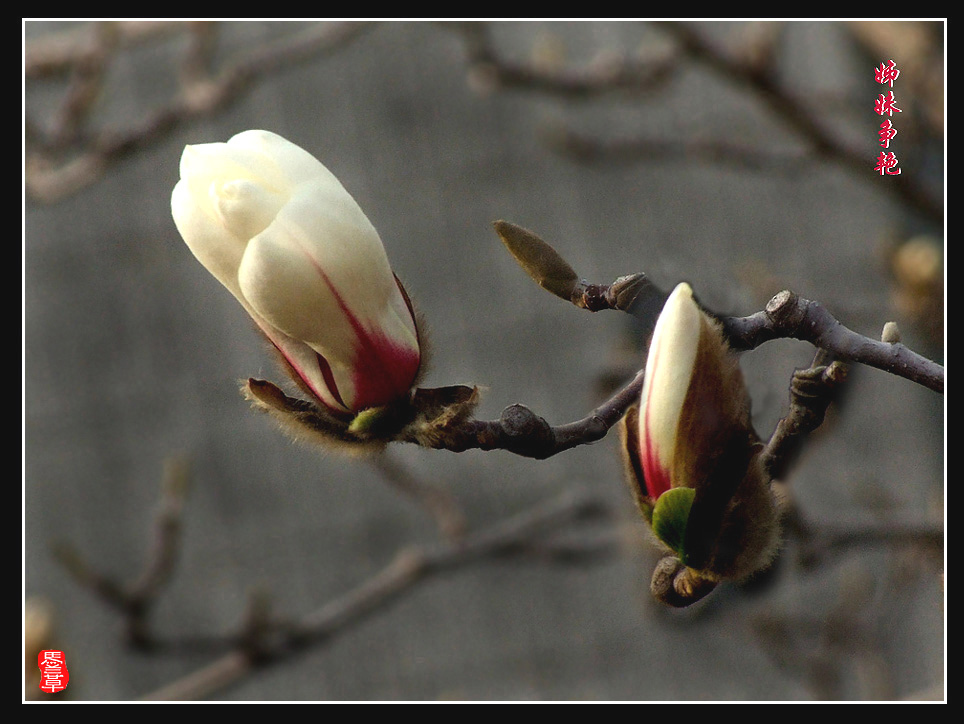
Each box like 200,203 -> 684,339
622,283 -> 779,607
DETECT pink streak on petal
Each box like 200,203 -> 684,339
328,281 -> 420,409
314,350 -> 349,409
642,405 -> 672,500
640,328 -> 673,500
297,252 -> 420,411
347,323 -> 421,410
263,332 -> 350,413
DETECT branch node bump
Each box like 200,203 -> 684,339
765,290 -> 802,329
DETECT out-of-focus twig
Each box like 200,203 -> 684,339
25,21 -> 375,203
453,22 -> 678,99
752,549 -> 942,700
370,451 -> 467,542
547,127 -> 808,173
44,22 -> 119,149
53,457 -> 190,648
25,21 -> 184,78
792,518 -> 944,568
140,490 -> 614,701
450,22 -> 942,223
655,22 -> 942,224
847,20 -> 944,135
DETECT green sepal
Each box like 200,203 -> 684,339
651,487 -> 695,563
348,406 -> 389,436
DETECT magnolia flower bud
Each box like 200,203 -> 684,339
622,283 -> 778,605
172,130 -> 420,415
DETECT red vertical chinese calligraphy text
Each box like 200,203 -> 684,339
874,91 -> 902,117
879,119 -> 897,149
875,59 -> 901,87
874,151 -> 901,176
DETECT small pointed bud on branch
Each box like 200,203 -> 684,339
881,321 -> 901,344
493,220 -> 579,300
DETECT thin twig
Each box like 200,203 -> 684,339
139,490 -> 612,701
26,21 -> 375,202
494,221 -> 942,396
370,451 -> 467,541
722,290 -> 943,393
761,350 -> 848,482
786,513 -> 944,569
455,22 -> 678,99
656,22 -> 942,224
407,369 -> 645,459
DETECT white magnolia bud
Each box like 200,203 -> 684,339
172,130 -> 420,414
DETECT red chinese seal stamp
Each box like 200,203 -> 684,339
37,650 -> 69,694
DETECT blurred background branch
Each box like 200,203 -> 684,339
26,21 -> 374,203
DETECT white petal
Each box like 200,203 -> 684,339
171,178 -> 246,298
237,177 -> 406,350
180,140 -> 289,209
237,207 -> 358,367
261,326 -> 352,413
226,130 -> 340,188
213,178 -> 285,241
638,282 -> 701,490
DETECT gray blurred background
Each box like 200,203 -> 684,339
24,21 -> 944,701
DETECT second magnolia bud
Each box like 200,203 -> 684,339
622,283 -> 779,606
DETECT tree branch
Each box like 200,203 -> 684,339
26,21 -> 375,203
406,369 -> 644,459
656,22 -> 942,224
722,290 -> 943,393
453,22 -> 678,99
497,221 -> 943,396
139,490 -> 613,700
53,457 -> 190,647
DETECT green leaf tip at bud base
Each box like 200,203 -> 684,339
650,486 -> 695,563
348,406 -> 392,436
493,220 -> 579,300
621,282 -> 780,606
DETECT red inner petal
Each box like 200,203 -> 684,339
321,271 -> 420,411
